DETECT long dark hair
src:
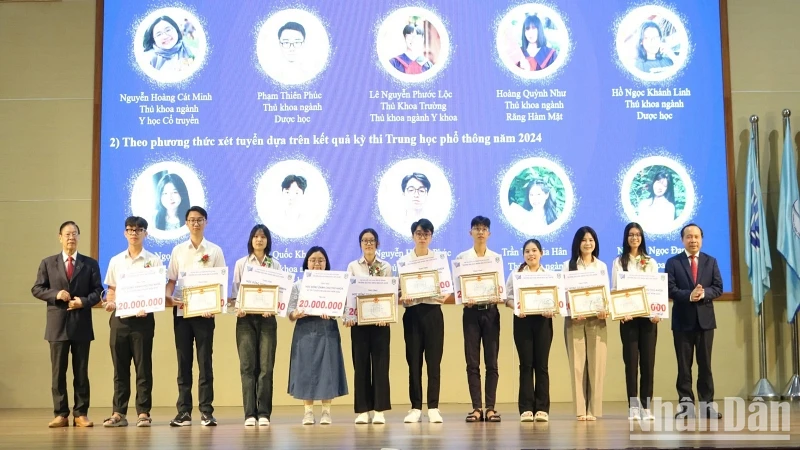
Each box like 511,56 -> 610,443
517,239 -> 543,272
637,21 -> 664,61
521,14 -> 548,49
619,222 -> 648,271
302,246 -> 331,271
154,173 -> 190,230
568,226 -> 599,271
247,224 -> 272,256
648,171 -> 675,205
521,179 -> 557,225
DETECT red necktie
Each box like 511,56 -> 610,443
690,255 -> 698,284
67,256 -> 74,280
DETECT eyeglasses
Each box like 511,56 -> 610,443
308,258 -> 326,265
361,239 -> 376,245
471,227 -> 489,234
125,228 -> 145,235
279,40 -> 304,48
61,232 -> 79,238
405,187 -> 428,195
413,231 -> 432,239
628,233 -> 642,238
186,218 -> 205,225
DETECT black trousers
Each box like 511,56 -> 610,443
236,315 -> 277,419
463,305 -> 500,410
673,329 -> 714,404
351,325 -> 391,413
513,315 -> 552,414
110,315 -> 155,415
403,304 -> 444,410
174,315 -> 215,415
620,318 -> 657,409
49,340 -> 91,417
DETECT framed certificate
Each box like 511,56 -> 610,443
609,286 -> 651,320
239,284 -> 279,314
356,293 -> 398,325
567,285 -> 607,319
460,272 -> 498,304
400,270 -> 440,299
519,286 -> 559,315
182,283 -> 223,318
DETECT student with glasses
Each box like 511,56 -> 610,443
401,173 -> 431,225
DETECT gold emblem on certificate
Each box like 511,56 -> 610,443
609,286 -> 650,320
460,272 -> 499,304
518,285 -> 559,315
356,293 -> 398,324
567,285 -> 607,319
400,270 -> 440,299
182,283 -> 223,318
239,284 -> 279,314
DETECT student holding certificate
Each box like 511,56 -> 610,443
345,228 -> 393,425
611,222 -> 659,421
287,247 -> 348,425
101,216 -> 163,427
165,206 -> 226,427
504,239 -> 553,423
455,216 -> 503,423
562,226 -> 608,421
230,225 -> 281,427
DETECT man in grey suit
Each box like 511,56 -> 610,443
31,221 -> 104,427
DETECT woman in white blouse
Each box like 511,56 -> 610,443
345,228 -> 393,425
505,239 -> 553,423
562,226 -> 608,421
611,222 -> 659,421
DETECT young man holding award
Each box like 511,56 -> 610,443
454,216 -> 504,423
165,206 -> 226,427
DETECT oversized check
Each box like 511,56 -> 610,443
239,265 -> 296,317
176,267 -> 228,317
563,270 -> 610,318
297,270 -> 351,317
511,271 -> 565,316
396,252 -> 454,296
616,272 -> 669,319
345,276 -> 399,324
452,256 -> 505,305
115,266 -> 167,317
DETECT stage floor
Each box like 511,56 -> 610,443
2,402 -> 799,449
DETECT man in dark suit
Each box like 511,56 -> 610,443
31,221 -> 104,428
665,223 -> 723,419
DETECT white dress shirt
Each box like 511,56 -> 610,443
230,254 -> 281,299
105,248 -> 162,287
610,254 -> 658,290
398,250 -> 444,307
167,238 -> 226,297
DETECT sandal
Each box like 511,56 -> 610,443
136,414 -> 152,427
585,414 -> 597,421
520,411 -> 534,422
577,415 -> 588,421
103,413 -> 128,427
465,409 -> 484,422
485,410 -> 501,422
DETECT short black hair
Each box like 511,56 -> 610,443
124,216 -> 148,230
278,21 -> 306,40
59,221 -> 80,234
358,228 -> 380,246
185,205 -> 208,220
681,223 -> 704,238
470,216 -> 491,229
282,175 -> 307,192
401,173 -> 431,191
402,24 -> 424,37
247,224 -> 272,256
302,246 -> 331,271
411,218 -> 434,235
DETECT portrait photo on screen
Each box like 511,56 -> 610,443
620,156 -> 696,235
615,5 -> 690,82
495,4 -> 570,80
256,9 -> 331,86
254,159 -> 331,239
499,157 -> 575,236
376,158 -> 453,237
129,161 -> 207,241
132,7 -> 208,84
376,7 -> 450,83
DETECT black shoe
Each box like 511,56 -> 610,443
201,413 -> 217,426
169,412 -> 192,427
701,407 -> 722,419
675,405 -> 696,419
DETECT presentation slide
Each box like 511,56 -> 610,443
98,1 -> 732,289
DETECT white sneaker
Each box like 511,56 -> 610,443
372,411 -> 385,424
629,406 -> 640,420
320,410 -> 331,425
258,417 -> 270,426
641,409 -> 655,420
244,417 -> 257,427
427,408 -> 443,423
404,409 -> 422,423
354,412 -> 369,424
520,411 -> 534,422
302,411 -> 315,425
534,411 -> 549,422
